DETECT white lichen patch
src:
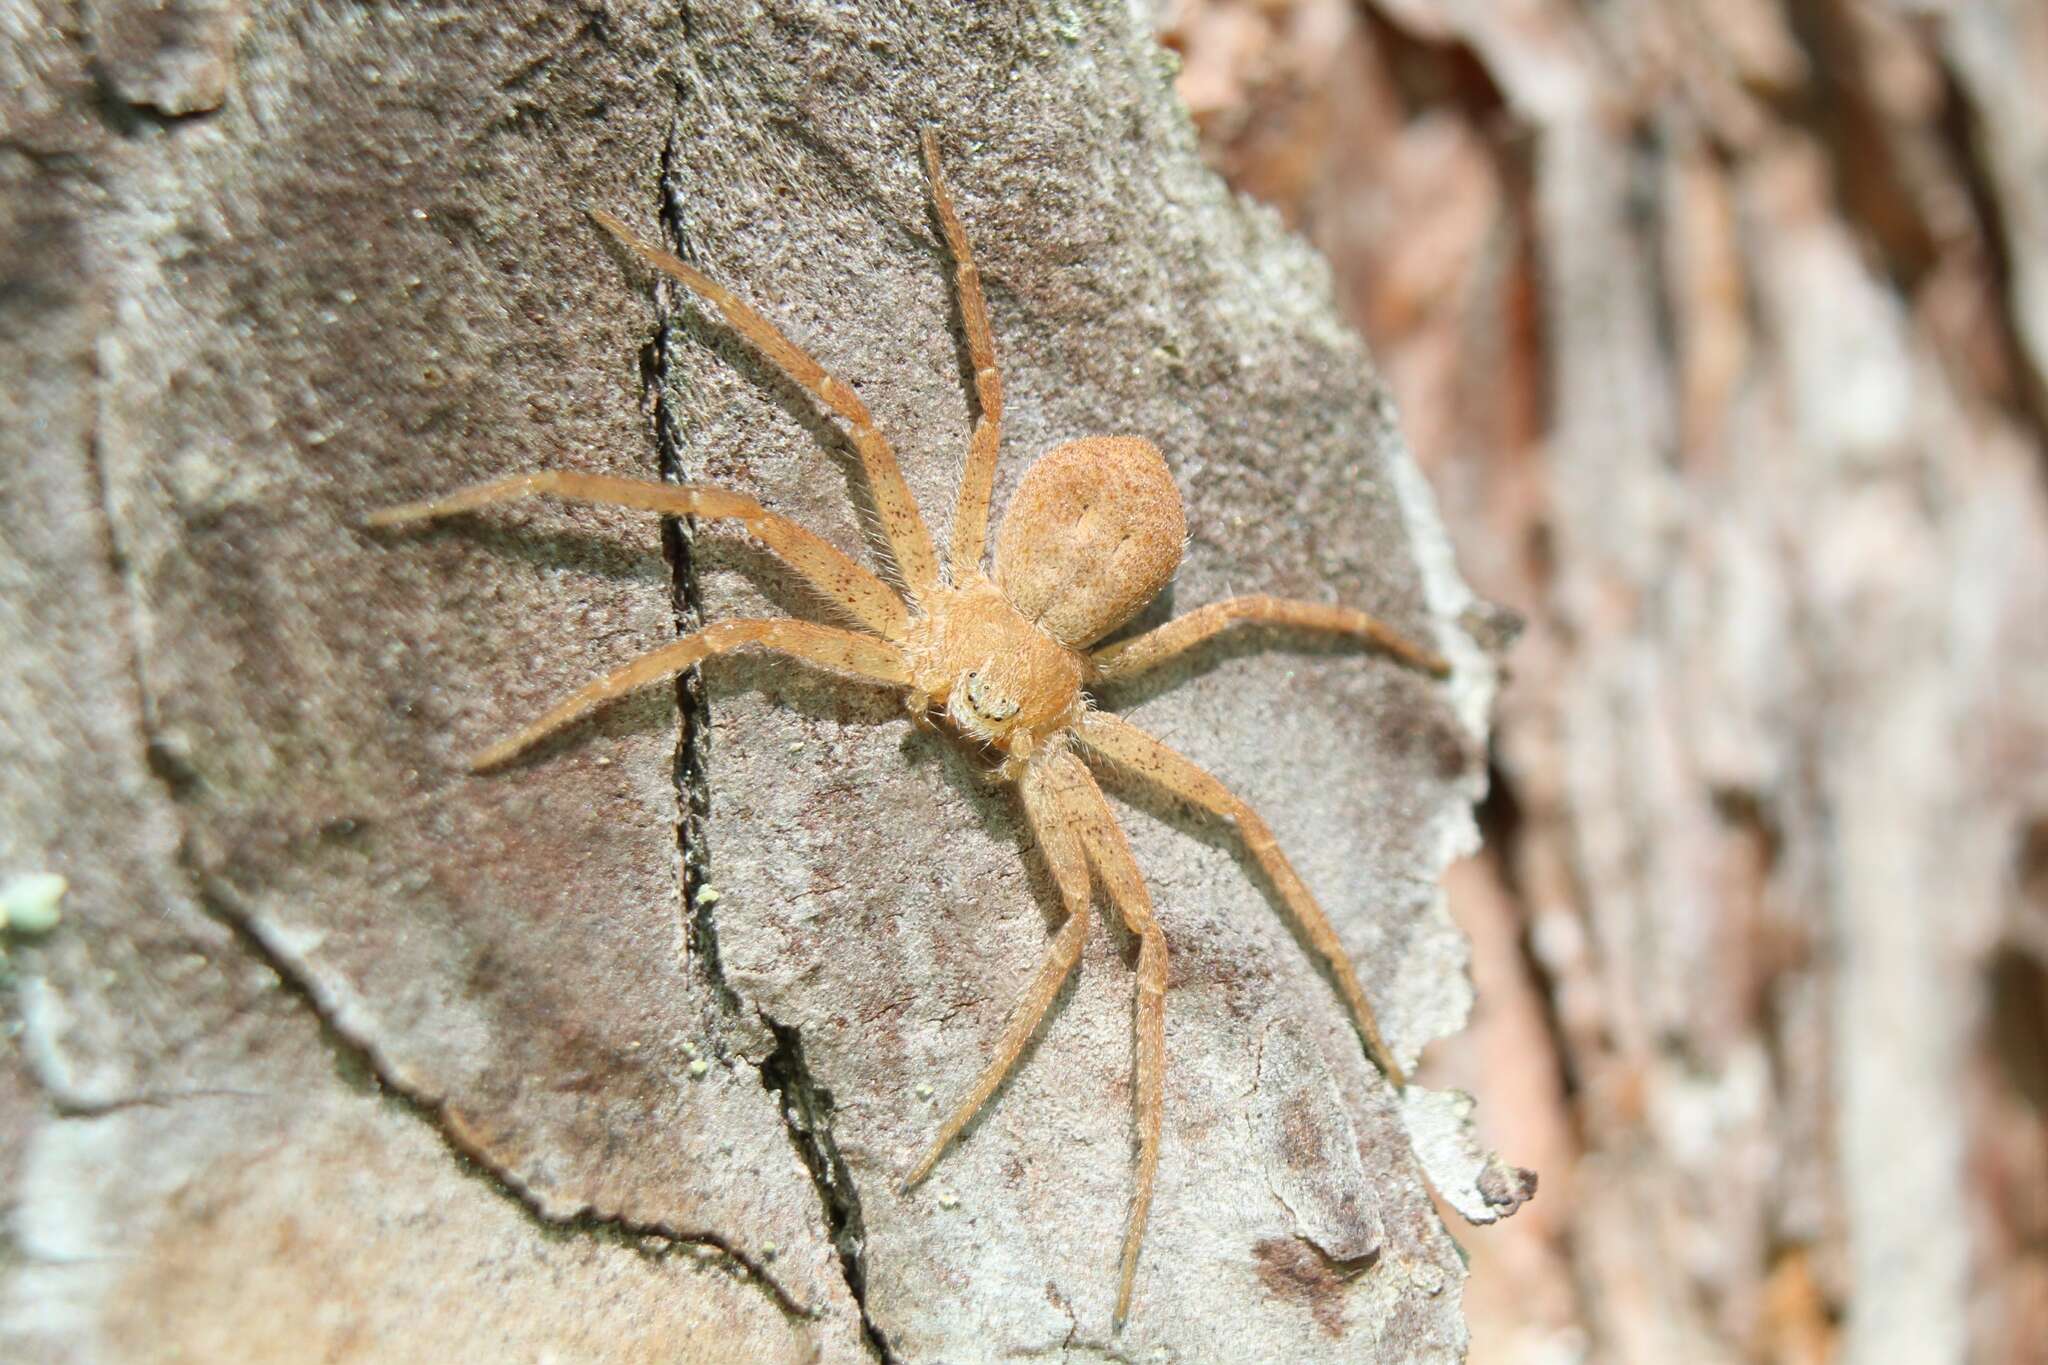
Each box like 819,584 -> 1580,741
0,874 -> 67,936
1399,1086 -> 1537,1227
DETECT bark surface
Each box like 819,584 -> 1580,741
1,3 -> 1502,1361
1166,0 -> 2048,1360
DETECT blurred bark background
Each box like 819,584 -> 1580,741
1159,0 -> 2048,1360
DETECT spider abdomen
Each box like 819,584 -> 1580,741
993,437 -> 1186,649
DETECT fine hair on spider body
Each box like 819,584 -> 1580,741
370,129 -> 1450,1327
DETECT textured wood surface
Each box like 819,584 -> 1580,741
1,3 -> 1502,1361
1167,0 -> 2048,1360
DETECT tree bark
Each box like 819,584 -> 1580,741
1167,0 -> 2048,1360
1,3 -> 1504,1360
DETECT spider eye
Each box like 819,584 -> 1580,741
965,670 -> 1020,722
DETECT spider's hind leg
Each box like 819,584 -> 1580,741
1054,753 -> 1168,1328
906,754 -> 1093,1187
1075,710 -> 1406,1088
1090,594 -> 1449,681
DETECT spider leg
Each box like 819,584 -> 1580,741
368,471 -> 908,640
904,753 -> 1092,1189
588,208 -> 942,599
1074,711 -> 1406,1089
1053,753 -> 1168,1327
920,130 -> 1004,584
470,619 -> 909,770
1090,594 -> 1449,682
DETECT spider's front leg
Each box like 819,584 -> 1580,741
468,619 -> 908,770
903,688 -> 943,733
588,209 -> 944,599
368,470 -> 908,639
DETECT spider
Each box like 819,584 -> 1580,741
370,131 -> 1449,1325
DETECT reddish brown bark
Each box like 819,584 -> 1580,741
1164,0 -> 2048,1359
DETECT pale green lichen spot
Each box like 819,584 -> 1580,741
0,873 -> 66,935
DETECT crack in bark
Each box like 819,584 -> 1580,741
183,870 -> 813,1322
71,0 -> 232,136
1474,758 -> 1579,1104
43,1087 -> 267,1120
652,122 -> 740,1029
70,306 -> 813,1327
1931,48 -> 2048,451
652,95 -> 894,1362
1763,0 -> 2047,454
758,1017 -> 893,1363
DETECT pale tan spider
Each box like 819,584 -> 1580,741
371,132 -> 1448,1324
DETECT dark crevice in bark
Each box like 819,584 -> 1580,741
1358,3 -> 1510,124
1354,2 -> 1554,464
74,294 -> 810,1322
69,0 -> 229,137
1777,0 -> 1940,292
82,68 -> 225,136
761,1019 -> 895,1363
651,125 -> 735,1026
653,85 -> 892,1363
1475,756 -> 1578,1113
1931,55 -> 2048,452
1736,0 -> 2048,458
1984,943 -> 2048,1114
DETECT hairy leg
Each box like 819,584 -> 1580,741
920,130 -> 1004,584
589,208 -> 942,598
1090,594 -> 1449,682
471,619 -> 909,770
1052,754 -> 1168,1326
1074,711 -> 1406,1089
905,754 -> 1092,1188
368,471 -> 908,639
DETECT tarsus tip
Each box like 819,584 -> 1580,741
468,746 -> 519,773
362,505 -> 420,529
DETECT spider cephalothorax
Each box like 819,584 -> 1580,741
905,435 -> 1185,771
371,131 -> 1448,1325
